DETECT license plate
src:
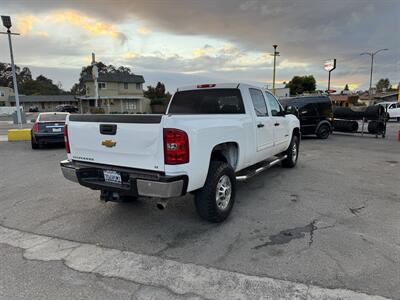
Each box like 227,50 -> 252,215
52,128 -> 62,132
103,170 -> 122,185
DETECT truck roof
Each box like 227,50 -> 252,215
177,83 -> 262,91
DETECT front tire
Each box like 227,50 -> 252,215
282,135 -> 299,168
195,161 -> 235,223
316,124 -> 330,139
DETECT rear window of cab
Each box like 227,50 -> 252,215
168,88 -> 245,114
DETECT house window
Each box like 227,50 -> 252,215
89,100 -> 95,107
41,103 -> 45,109
98,82 -> 106,89
86,86 -> 90,95
124,83 -> 128,89
0,91 -> 4,97
136,83 -> 141,90
126,100 -> 136,110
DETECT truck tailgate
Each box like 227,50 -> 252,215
67,114 -> 165,172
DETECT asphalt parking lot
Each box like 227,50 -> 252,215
0,122 -> 399,299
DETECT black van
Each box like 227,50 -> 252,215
279,96 -> 333,139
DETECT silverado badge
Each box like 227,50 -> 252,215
102,140 -> 117,148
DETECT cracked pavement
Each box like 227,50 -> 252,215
0,122 -> 399,299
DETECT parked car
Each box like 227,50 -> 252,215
29,106 -> 39,112
279,95 -> 333,139
60,83 -> 300,222
56,104 -> 78,113
31,112 -> 69,149
376,101 -> 400,121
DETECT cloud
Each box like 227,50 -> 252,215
47,10 -> 127,43
15,15 -> 38,35
2,0 -> 399,90
137,26 -> 151,36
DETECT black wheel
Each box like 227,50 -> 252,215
195,161 -> 235,223
282,135 -> 299,168
316,124 -> 330,139
31,136 -> 39,149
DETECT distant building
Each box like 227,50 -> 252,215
330,95 -> 351,107
359,91 -> 399,106
0,86 -> 14,106
8,95 -> 78,112
268,87 -> 290,99
77,73 -> 151,113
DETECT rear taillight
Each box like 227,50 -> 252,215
32,121 -> 39,133
64,125 -> 70,153
163,128 -> 189,165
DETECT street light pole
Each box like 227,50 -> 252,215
1,16 -> 22,127
271,45 -> 280,95
361,48 -> 388,101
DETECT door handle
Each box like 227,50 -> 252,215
257,123 -> 264,128
274,123 -> 280,126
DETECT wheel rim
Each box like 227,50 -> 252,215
216,175 -> 232,210
292,142 -> 298,163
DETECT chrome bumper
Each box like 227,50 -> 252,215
60,160 -> 185,198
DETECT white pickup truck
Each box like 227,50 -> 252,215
61,83 -> 300,222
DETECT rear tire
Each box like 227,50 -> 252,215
195,161 -> 235,223
316,124 -> 330,139
31,136 -> 39,149
282,135 -> 299,168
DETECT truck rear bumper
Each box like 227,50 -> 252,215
60,160 -> 187,198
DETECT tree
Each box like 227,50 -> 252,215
344,84 -> 349,91
71,62 -> 133,95
0,62 -> 32,88
347,95 -> 359,105
144,82 -> 172,105
19,75 -> 63,95
376,78 -> 391,92
285,75 -> 316,95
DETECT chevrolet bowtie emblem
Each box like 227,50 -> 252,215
102,140 -> 116,148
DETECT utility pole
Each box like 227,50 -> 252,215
271,45 -> 280,95
91,53 -> 99,108
361,48 -> 388,101
1,16 -> 22,127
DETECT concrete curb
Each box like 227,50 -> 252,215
7,129 -> 31,141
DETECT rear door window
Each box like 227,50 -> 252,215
168,88 -> 245,114
249,88 -> 268,116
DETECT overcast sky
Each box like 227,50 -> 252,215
1,0 -> 399,92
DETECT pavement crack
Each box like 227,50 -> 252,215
349,206 -> 365,216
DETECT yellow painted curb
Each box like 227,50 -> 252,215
8,129 -> 32,141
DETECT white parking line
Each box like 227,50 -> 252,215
0,225 -> 390,300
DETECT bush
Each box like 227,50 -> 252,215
90,107 -> 105,114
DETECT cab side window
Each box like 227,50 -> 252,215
265,92 -> 283,116
299,103 -> 318,116
249,88 -> 268,117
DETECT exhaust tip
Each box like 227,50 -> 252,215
156,200 -> 168,210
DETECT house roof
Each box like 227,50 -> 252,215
9,95 -> 77,103
359,92 -> 399,100
82,73 -> 145,84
